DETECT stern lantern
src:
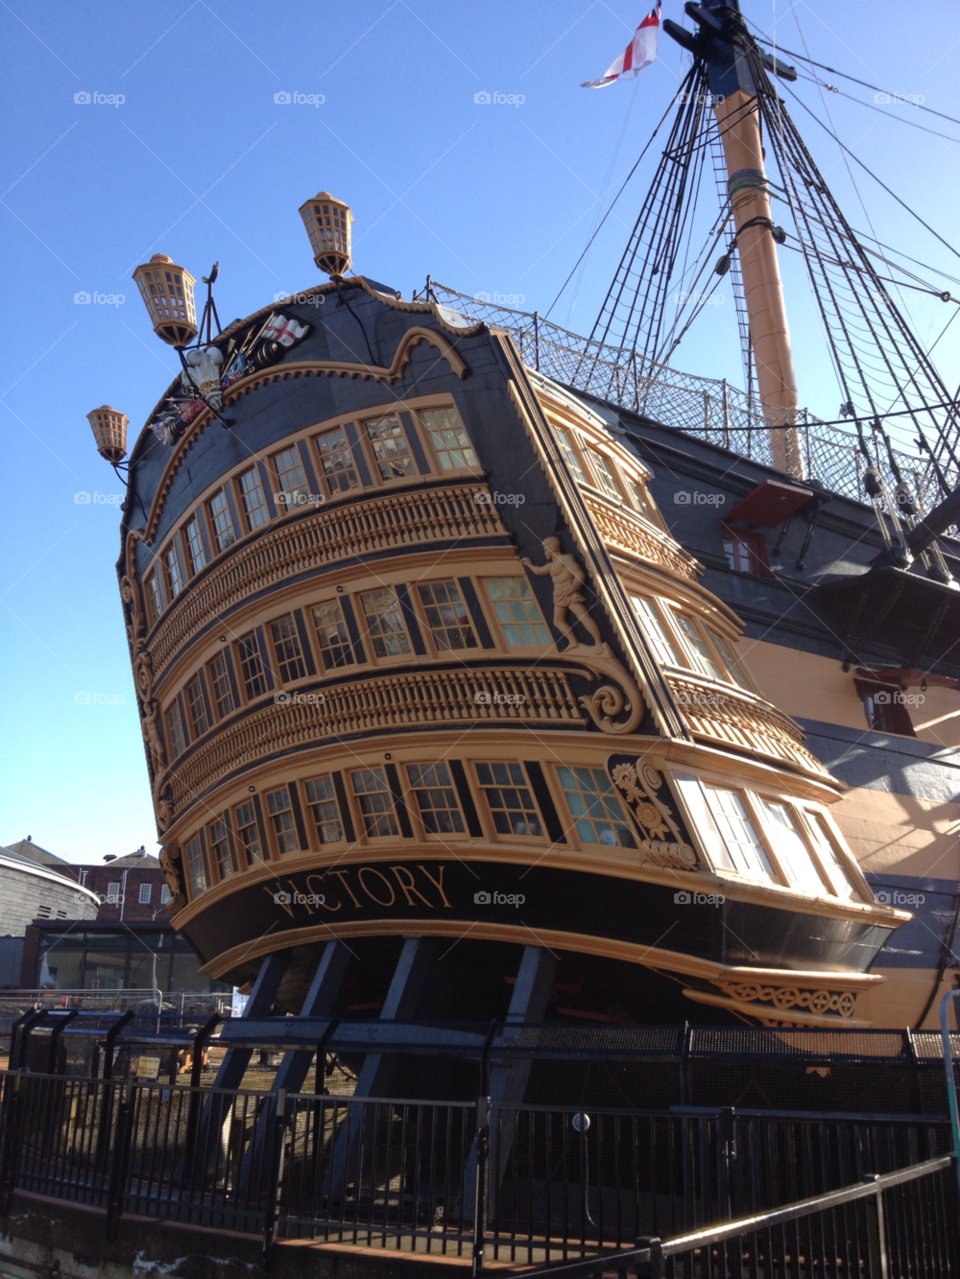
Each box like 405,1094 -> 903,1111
298,192 -> 353,279
132,254 -> 198,347
86,405 -> 128,464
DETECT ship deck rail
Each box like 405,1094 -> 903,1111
429,281 -> 955,518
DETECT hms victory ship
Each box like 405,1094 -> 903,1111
97,0 -> 960,1032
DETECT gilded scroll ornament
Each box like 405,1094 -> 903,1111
611,760 -> 699,869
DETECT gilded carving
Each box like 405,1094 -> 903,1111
610,761 -> 699,869
715,980 -> 858,1021
523,538 -> 645,734
159,845 -> 186,913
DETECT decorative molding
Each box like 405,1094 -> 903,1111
142,327 -> 469,543
682,986 -> 869,1029
148,483 -> 507,679
159,846 -> 186,914
665,672 -> 832,779
584,492 -> 701,582
571,644 -> 645,734
715,978 -> 859,1020
119,530 -> 168,825
160,665 -> 587,822
610,759 -> 699,870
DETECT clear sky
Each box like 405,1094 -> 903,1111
2,0 -> 958,864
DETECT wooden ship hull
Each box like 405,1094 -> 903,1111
117,276 -> 909,1029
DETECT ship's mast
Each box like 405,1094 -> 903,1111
665,2 -> 804,476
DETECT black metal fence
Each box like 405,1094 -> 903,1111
0,1070 -> 956,1272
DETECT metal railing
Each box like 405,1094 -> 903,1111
429,281 -> 952,514
533,1155 -> 959,1276
0,1070 -> 955,1271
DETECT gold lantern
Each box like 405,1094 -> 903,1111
298,192 -> 353,278
132,254 -> 198,346
87,405 -> 128,464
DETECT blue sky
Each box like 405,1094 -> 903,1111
1,0 -> 958,863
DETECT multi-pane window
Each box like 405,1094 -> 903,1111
671,612 -> 726,680
351,769 -> 399,837
208,653 -> 235,718
186,676 -> 209,737
417,581 -> 477,652
484,578 -> 551,647
184,515 -> 207,574
146,572 -> 165,625
557,766 -> 635,848
710,633 -> 752,689
305,776 -> 344,844
166,544 -> 185,598
209,818 -> 237,879
674,773 -> 775,879
238,633 -> 269,699
407,763 -> 465,835
630,596 -> 686,667
184,835 -> 208,897
590,452 -> 624,500
420,406 -> 478,470
476,763 -> 543,837
554,426 -> 589,484
238,467 -> 270,530
315,426 -> 359,494
235,800 -> 264,864
360,588 -> 412,658
630,481 -> 656,521
273,445 -> 308,504
166,703 -> 187,759
804,811 -> 862,901
160,884 -> 172,904
106,883 -> 120,904
366,414 -> 416,480
138,883 -> 152,904
722,526 -> 771,577
266,786 -> 299,853
760,800 -> 829,896
208,489 -> 236,552
270,615 -> 307,683
312,600 -> 354,670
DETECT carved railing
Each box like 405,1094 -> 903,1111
665,673 -> 831,778
164,665 -> 586,817
584,493 -> 701,581
149,483 -> 507,677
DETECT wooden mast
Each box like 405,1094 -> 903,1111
715,92 -> 803,477
664,2 -> 804,477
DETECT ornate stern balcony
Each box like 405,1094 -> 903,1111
665,671 -> 832,780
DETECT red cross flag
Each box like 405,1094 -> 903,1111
582,4 -> 662,89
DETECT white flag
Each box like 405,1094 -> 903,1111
582,4 -> 661,89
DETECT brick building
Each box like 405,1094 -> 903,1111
76,849 -> 170,922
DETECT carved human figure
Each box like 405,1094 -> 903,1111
521,537 -> 602,650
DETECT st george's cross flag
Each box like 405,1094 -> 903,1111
582,4 -> 661,89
